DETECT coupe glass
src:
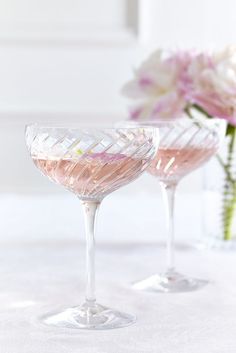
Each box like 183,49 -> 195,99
25,123 -> 158,329
118,117 -> 225,293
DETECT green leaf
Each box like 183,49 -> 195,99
191,104 -> 213,118
226,123 -> 236,137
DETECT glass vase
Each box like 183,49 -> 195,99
203,132 -> 236,250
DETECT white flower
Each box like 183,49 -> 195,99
122,50 -> 191,120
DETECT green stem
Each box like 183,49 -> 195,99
184,104 -> 215,130
223,183 -> 236,240
216,154 -> 235,184
184,106 -> 195,120
223,129 -> 236,240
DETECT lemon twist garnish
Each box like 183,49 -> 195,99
76,149 -> 83,155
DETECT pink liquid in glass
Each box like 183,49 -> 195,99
33,152 -> 147,199
148,146 -> 217,182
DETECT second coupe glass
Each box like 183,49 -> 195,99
119,117 -> 225,293
25,124 -> 158,329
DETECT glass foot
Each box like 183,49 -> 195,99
133,271 -> 208,293
197,237 -> 236,251
41,302 -> 136,330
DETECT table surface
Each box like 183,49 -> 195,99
0,241 -> 236,353
0,194 -> 235,353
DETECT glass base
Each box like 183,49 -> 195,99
41,302 -> 136,330
197,237 -> 236,251
133,271 -> 208,293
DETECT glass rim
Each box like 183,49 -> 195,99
115,117 -> 227,126
115,118 -> 227,139
25,122 -> 159,133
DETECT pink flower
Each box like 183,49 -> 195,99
123,46 -> 236,126
189,47 -> 236,126
122,50 -> 193,120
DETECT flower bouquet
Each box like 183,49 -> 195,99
122,47 -> 236,246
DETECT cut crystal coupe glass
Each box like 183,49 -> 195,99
25,123 -> 159,329
118,117 -> 226,293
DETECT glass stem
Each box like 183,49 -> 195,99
81,200 -> 100,306
160,182 -> 177,273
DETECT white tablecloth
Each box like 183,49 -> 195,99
0,242 -> 236,353
0,194 -> 235,352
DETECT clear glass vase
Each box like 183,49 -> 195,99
203,132 -> 236,250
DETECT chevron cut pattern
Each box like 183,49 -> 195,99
147,119 -> 222,184
26,126 -> 157,200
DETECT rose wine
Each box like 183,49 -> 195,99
33,152 -> 146,199
148,146 -> 217,182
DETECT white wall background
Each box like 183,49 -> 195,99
0,0 -> 235,194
